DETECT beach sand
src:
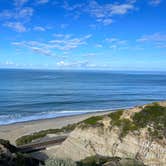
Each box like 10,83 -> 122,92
0,111 -> 112,145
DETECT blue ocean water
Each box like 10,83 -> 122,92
0,69 -> 166,125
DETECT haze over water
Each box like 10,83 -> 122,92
0,69 -> 166,125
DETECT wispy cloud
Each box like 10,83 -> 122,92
62,0 -> 136,25
56,60 -> 109,69
30,47 -> 53,56
137,32 -> 166,48
95,44 -> 103,48
149,0 -> 162,6
137,33 -> 166,42
0,7 -> 33,20
57,61 -> 89,68
0,0 -> 34,32
36,0 -> 49,4
12,34 -> 92,56
88,0 -> 135,25
106,37 -> 128,49
4,22 -> 26,32
14,0 -> 28,8
33,26 -> 46,31
49,34 -> 92,51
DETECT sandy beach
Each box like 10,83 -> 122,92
0,110 -> 112,145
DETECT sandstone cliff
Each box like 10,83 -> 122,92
53,102 -> 166,166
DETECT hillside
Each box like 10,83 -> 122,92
53,102 -> 166,166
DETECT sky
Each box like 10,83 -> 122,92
0,0 -> 166,71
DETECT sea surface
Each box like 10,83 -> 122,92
0,69 -> 166,125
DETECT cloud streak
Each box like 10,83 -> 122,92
62,0 -> 136,25
12,34 -> 92,56
137,32 -> 166,48
149,0 -> 162,6
4,22 -> 26,32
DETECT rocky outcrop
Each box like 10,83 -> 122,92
53,102 -> 166,166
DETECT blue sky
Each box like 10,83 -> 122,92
0,0 -> 166,70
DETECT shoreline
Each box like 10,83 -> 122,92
0,109 -> 117,126
0,109 -> 116,145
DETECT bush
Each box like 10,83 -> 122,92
109,110 -> 123,126
109,103 -> 166,139
76,155 -> 145,166
16,124 -> 77,146
45,158 -> 76,166
81,116 -> 103,126
76,155 -> 113,166
133,103 -> 166,139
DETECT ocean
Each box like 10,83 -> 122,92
0,69 -> 166,125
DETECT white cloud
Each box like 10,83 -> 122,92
33,26 -> 46,31
12,34 -> 91,56
106,37 -> 128,49
87,0 -> 133,25
56,60 -> 109,69
149,0 -> 162,6
110,4 -> 134,15
4,22 -> 26,32
137,33 -> 166,42
49,34 -> 92,51
36,0 -> 49,4
137,33 -> 166,49
0,10 -> 13,19
85,53 -> 97,56
57,61 -> 93,68
95,44 -> 103,48
14,0 -> 28,8
30,47 -> 53,56
61,0 -> 136,26
60,24 -> 69,29
100,18 -> 113,25
0,7 -> 34,20
16,7 -> 34,19
0,0 -> 33,32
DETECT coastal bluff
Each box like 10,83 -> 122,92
52,102 -> 166,166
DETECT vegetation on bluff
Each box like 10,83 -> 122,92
109,103 -> 166,139
76,155 -> 145,166
16,103 -> 166,146
80,103 -> 166,140
44,156 -> 145,166
81,115 -> 103,126
133,103 -> 166,139
16,124 -> 76,146
45,158 -> 76,166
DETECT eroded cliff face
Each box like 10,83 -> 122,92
53,103 -> 166,166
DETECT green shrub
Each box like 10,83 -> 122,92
109,110 -> 123,121
82,116 -> 103,125
133,103 -> 166,139
118,119 -> 138,137
109,110 -> 124,126
76,155 -> 145,166
76,155 -> 115,166
45,158 -> 76,166
109,103 -> 166,139
16,124 -> 77,146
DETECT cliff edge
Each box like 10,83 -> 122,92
53,102 -> 166,166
